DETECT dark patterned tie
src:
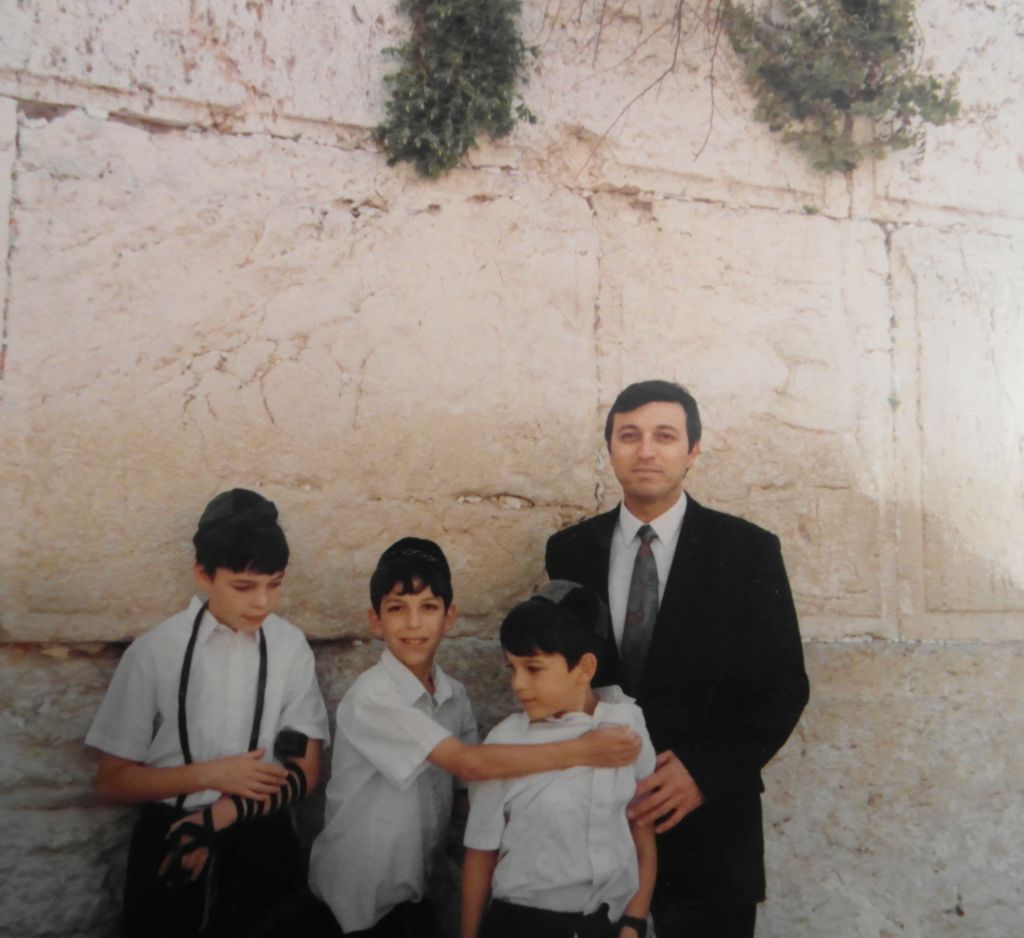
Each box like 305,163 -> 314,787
621,524 -> 658,693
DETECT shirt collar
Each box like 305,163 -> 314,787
618,490 -> 688,545
189,593 -> 260,648
379,646 -> 453,704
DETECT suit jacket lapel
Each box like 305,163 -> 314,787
583,508 -> 620,686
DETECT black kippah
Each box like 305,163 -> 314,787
197,488 -> 278,533
378,537 -> 451,579
535,579 -> 610,640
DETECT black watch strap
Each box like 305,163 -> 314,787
618,914 -> 647,938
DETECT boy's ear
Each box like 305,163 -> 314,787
367,607 -> 384,637
194,564 -> 215,591
577,651 -> 598,682
443,602 -> 458,633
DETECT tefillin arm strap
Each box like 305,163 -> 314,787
230,729 -> 309,823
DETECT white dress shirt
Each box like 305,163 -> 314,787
308,648 -> 478,933
85,595 -> 329,809
607,492 -> 688,648
463,686 -> 656,920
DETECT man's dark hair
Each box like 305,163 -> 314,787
193,488 -> 289,577
370,537 -> 454,612
603,379 -> 701,451
500,582 -> 606,670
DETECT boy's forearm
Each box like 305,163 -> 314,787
461,848 -> 498,938
621,819 -> 657,929
95,753 -> 215,805
432,739 -> 579,781
430,727 -> 639,782
227,739 -> 323,820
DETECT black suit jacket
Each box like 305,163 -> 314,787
545,496 -> 809,906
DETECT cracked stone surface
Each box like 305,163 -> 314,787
1,1 -> 1022,936
2,110 -> 601,640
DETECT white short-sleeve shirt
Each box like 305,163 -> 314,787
463,685 -> 656,920
85,595 -> 329,809
308,647 -> 478,933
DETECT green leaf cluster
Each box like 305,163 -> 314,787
377,0 -> 536,177
725,0 -> 960,172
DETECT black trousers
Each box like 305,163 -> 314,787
122,803 -> 304,938
280,895 -> 440,938
480,899 -> 614,938
650,895 -> 757,938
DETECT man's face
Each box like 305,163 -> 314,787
195,566 -> 285,633
369,583 -> 455,684
608,400 -> 700,518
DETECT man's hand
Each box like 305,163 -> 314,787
628,750 -> 704,832
580,724 -> 642,768
202,749 -> 288,800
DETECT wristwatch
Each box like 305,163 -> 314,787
618,914 -> 647,938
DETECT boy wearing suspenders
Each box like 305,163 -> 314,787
86,489 -> 329,937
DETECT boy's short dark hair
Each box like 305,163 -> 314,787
370,537 -> 453,612
500,581 -> 607,670
604,379 -> 702,451
193,488 -> 289,577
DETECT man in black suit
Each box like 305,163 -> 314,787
545,380 -> 809,938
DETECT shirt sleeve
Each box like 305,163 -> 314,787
84,639 -> 159,761
279,639 -> 330,743
341,684 -> 453,789
632,706 -> 658,780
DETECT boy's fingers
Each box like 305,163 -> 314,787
590,724 -> 641,765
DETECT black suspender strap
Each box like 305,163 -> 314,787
176,601 -> 208,773
175,601 -> 268,810
250,628 -> 268,752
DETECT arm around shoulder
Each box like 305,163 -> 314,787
427,723 -> 641,782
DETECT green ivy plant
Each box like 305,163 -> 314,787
724,0 -> 960,173
377,0 -> 536,178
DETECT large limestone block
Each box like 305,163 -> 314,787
2,108 -> 601,641
588,193 -> 892,633
514,0 -> 837,208
0,805 -> 130,938
875,0 -> 1024,220
0,645 -> 108,807
760,641 -> 1024,938
0,0 -> 402,130
889,224 -> 1024,639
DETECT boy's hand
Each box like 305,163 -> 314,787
579,724 -> 641,767
202,749 -> 288,800
158,812 -> 211,882
628,750 -> 704,832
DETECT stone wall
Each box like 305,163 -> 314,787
1,1 -> 1021,936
